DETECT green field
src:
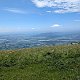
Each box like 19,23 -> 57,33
0,44 -> 80,80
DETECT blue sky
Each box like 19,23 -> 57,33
0,0 -> 80,33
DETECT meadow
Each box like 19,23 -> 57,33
0,44 -> 80,80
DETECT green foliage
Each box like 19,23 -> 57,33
0,45 -> 80,80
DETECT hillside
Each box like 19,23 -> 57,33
0,44 -> 80,80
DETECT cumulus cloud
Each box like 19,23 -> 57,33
46,10 -> 52,13
4,8 -> 26,14
51,24 -> 61,28
31,28 -> 35,29
32,0 -> 80,13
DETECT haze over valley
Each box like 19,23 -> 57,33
0,32 -> 80,50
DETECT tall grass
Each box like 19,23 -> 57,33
0,44 -> 80,80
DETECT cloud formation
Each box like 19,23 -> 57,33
31,28 -> 35,29
32,0 -> 80,13
4,8 -> 26,14
51,24 -> 61,28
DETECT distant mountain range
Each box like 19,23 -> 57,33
34,32 -> 80,40
34,32 -> 64,38
0,31 -> 80,50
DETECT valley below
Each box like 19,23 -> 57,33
0,32 -> 80,50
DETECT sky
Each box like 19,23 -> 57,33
0,0 -> 80,33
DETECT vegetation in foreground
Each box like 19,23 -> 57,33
0,44 -> 80,80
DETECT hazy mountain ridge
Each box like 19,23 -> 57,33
0,32 -> 80,50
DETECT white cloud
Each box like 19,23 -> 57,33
31,28 -> 35,29
32,0 -> 80,13
51,24 -> 61,28
46,11 -> 52,13
4,8 -> 26,14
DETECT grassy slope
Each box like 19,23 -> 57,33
0,45 -> 80,80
